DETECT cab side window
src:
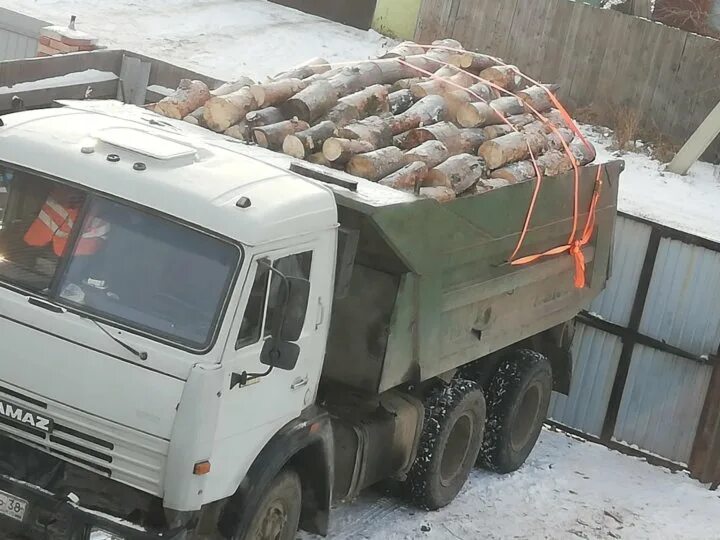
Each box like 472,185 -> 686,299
236,251 -> 313,349
236,264 -> 270,349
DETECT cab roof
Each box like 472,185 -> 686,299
0,100 -> 338,246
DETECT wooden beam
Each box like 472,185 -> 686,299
668,100 -> 720,175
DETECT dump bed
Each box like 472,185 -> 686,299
0,50 -> 621,394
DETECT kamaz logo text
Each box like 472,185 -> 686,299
0,398 -> 53,432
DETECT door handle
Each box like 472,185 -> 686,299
291,376 -> 309,390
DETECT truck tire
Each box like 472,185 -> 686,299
405,379 -> 486,510
478,349 -> 552,473
241,468 -> 302,540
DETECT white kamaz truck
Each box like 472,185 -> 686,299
0,50 -> 620,539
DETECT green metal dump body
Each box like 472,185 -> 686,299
321,161 -> 621,394
0,50 -> 622,395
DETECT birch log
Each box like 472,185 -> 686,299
282,121 -> 336,159
155,79 -> 211,120
401,122 -> 461,151
478,131 -> 548,169
388,95 -> 448,136
389,89 -> 415,115
245,107 -> 285,128
250,79 -> 307,107
183,106 -> 205,126
426,154 -> 486,194
419,186 -> 456,202
204,87 -> 257,132
336,116 -> 393,148
517,84 -> 560,113
379,161 -> 428,191
253,119 -> 310,150
224,122 -> 251,141
404,141 -> 450,169
211,77 -> 255,97
322,138 -> 375,164
347,147 -> 406,181
273,57 -> 330,81
478,65 -> 523,91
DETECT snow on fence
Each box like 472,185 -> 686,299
549,211 -> 720,486
0,7 -> 48,62
414,0 -> 720,163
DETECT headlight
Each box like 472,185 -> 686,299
88,528 -> 125,540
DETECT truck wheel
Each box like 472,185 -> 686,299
405,379 -> 486,510
478,349 -> 552,473
242,468 -> 301,540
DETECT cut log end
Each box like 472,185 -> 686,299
283,135 -> 307,159
322,138 -> 375,164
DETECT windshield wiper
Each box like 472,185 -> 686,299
87,318 -> 148,361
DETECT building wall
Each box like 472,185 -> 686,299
372,0 -> 423,39
0,7 -> 48,61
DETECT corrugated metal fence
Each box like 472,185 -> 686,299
0,8 -> 48,62
549,212 -> 720,484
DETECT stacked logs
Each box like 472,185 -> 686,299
153,40 -> 595,203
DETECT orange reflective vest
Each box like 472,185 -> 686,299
24,195 -> 109,256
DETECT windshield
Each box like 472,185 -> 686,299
0,164 -> 240,350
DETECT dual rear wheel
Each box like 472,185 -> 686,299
405,349 -> 553,509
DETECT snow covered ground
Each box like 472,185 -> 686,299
583,125 -> 720,244
1,1 -> 718,538
0,0 -> 391,80
302,428 -> 719,540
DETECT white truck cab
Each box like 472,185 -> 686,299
0,101 -> 338,538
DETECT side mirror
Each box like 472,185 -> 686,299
280,276 -> 310,342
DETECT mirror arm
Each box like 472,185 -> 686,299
231,366 -> 274,390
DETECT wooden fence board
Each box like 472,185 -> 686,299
645,28 -> 687,137
415,0 -> 720,159
415,0 -> 448,42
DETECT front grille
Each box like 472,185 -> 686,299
0,384 -> 168,496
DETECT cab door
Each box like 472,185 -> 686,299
208,233 -> 334,501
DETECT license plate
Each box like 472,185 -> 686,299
0,489 -> 27,522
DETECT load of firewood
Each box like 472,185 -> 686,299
152,39 -> 596,202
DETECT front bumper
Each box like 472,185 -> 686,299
0,474 -> 188,540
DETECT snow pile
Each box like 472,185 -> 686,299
583,125 -> 720,244
0,0 -> 392,81
302,429 -> 718,540
0,69 -> 116,94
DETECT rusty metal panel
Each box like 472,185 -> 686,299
549,324 -> 622,437
690,363 -> 720,484
639,239 -> 720,358
613,345 -> 713,464
588,215 -> 652,326
0,8 -> 47,61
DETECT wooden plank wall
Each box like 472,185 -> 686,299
415,0 -> 720,161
